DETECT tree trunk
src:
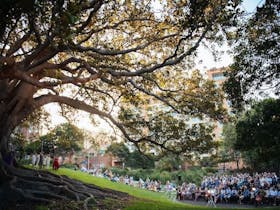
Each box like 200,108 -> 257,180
0,123 -> 130,210
236,159 -> 239,170
0,83 -> 130,210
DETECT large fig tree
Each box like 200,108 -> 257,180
0,0 -> 239,208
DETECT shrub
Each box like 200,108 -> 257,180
150,170 -> 172,183
60,163 -> 76,169
203,166 -> 218,174
108,166 -> 216,185
110,167 -> 128,176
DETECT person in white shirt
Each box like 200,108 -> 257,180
35,153 -> 40,167
31,153 -> 37,166
45,154 -> 51,168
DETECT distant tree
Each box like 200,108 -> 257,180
224,0 -> 280,110
24,140 -> 41,154
221,121 -> 241,170
126,150 -> 154,169
106,142 -> 130,164
47,123 -> 83,156
156,154 -> 183,171
106,142 -> 154,169
234,98 -> 280,171
24,123 -> 83,159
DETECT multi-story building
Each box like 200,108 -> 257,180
206,67 -> 229,140
13,123 -> 40,143
207,67 -> 244,171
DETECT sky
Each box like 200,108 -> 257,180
45,0 -> 264,136
195,0 -> 264,72
242,0 -> 264,13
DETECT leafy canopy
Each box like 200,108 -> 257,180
25,123 -> 83,155
224,0 -> 280,110
234,98 -> 280,171
106,142 -> 155,169
0,0 -> 240,156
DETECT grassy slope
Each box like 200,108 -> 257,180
52,168 -> 278,210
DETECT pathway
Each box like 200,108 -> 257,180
181,200 -> 275,209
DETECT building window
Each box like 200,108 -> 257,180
212,73 -> 226,81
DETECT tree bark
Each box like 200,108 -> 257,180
0,124 -> 129,209
0,81 -> 129,209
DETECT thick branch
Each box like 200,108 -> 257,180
33,95 -> 139,143
0,66 -> 99,89
6,32 -> 31,57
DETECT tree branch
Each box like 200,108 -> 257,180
70,33 -> 178,56
127,79 -> 180,113
34,95 -> 136,144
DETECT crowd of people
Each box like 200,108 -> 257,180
88,167 -> 171,192
84,168 -> 280,207
176,172 -> 280,206
112,175 -> 163,192
29,153 -> 59,170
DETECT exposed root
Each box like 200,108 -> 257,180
0,165 -> 130,210
83,194 -> 96,210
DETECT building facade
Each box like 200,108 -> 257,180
206,67 -> 229,140
207,67 -> 244,171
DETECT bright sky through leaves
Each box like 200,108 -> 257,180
46,0 -> 264,135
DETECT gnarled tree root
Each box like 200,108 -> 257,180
0,165 -> 130,210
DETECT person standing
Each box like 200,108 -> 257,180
45,154 -> 51,168
39,152 -> 44,169
53,156 -> 59,170
31,153 -> 37,167
35,153 -> 40,168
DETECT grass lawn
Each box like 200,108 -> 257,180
52,168 -> 279,210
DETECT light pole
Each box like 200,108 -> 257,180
87,153 -> 90,171
41,139 -> 43,153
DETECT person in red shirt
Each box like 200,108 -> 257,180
53,156 -> 59,170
